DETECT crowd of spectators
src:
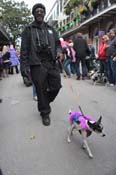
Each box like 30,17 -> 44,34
0,44 -> 20,80
59,29 -> 116,86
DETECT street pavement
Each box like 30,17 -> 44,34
0,73 -> 116,175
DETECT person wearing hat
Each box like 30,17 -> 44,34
20,3 -> 62,126
107,28 -> 116,86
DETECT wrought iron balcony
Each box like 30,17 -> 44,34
60,0 -> 116,36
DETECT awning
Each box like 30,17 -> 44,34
0,25 -> 10,45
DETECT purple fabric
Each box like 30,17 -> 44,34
0,53 -> 2,64
9,49 -> 20,66
69,112 -> 96,131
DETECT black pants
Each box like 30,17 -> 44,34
99,60 -> 108,77
30,62 -> 61,117
9,66 -> 19,74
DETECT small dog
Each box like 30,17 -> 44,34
90,71 -> 108,85
67,107 -> 105,158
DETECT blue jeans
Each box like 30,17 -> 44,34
32,83 -> 37,97
111,59 -> 116,85
76,59 -> 88,77
108,57 -> 116,85
63,59 -> 71,76
70,62 -> 79,75
99,60 -> 108,76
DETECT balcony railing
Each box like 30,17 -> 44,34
59,0 -> 116,35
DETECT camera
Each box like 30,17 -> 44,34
36,41 -> 51,54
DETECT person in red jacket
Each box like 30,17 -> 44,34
98,35 -> 109,76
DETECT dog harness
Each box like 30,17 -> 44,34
69,112 -> 96,131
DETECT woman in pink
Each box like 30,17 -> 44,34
98,35 -> 109,76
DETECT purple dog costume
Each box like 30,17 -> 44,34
69,112 -> 96,131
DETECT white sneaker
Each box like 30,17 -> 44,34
110,84 -> 114,87
33,96 -> 38,101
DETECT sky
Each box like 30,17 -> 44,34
17,0 -> 56,16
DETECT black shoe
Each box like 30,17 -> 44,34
0,99 -> 2,103
76,76 -> 80,80
42,116 -> 50,126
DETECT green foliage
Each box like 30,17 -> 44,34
70,0 -> 83,7
64,0 -> 83,15
0,0 -> 33,43
64,6 -> 72,15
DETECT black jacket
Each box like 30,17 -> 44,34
2,52 -> 10,62
20,21 -> 62,73
107,37 -> 116,58
73,36 -> 90,59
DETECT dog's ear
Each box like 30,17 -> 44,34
68,109 -> 72,115
87,120 -> 94,128
97,116 -> 102,124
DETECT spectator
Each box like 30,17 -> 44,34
107,28 -> 116,86
9,44 -> 20,74
98,35 -> 109,77
73,32 -> 90,80
66,40 -> 78,76
2,45 -> 11,77
86,38 -> 96,72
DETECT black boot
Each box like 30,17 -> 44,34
42,115 -> 50,126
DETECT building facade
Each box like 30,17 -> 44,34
46,0 -> 116,53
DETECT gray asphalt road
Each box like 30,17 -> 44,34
0,74 -> 116,175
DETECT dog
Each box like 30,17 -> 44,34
91,71 -> 102,85
67,107 -> 105,158
90,71 -> 108,85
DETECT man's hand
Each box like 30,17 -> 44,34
113,57 -> 116,61
21,69 -> 30,77
57,53 -> 63,62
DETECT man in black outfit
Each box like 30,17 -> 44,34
20,3 -> 62,126
73,33 -> 90,80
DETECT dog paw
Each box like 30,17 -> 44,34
67,138 -> 71,143
82,144 -> 86,149
89,154 -> 93,159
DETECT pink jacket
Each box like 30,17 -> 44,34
67,47 -> 76,62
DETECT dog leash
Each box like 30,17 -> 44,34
78,105 -> 86,119
63,73 -> 87,120
62,67 -> 79,97
60,61 -> 87,115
